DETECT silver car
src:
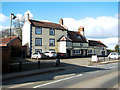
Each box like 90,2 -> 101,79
31,53 -> 46,59
44,51 -> 57,58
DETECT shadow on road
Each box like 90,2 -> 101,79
3,60 -> 110,86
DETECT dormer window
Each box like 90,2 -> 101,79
49,29 -> 55,35
77,36 -> 81,39
35,27 -> 42,34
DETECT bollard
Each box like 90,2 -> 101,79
55,58 -> 60,67
38,60 -> 40,69
19,62 -> 22,71
104,57 -> 105,61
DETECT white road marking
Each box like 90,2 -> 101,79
106,66 -> 117,69
33,74 -> 83,88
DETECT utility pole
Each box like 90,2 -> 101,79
10,13 -> 16,41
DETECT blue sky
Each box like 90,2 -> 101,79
2,2 -> 118,23
1,2 -> 119,49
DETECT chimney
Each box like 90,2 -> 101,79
27,13 -> 29,20
78,26 -> 85,36
59,18 -> 63,25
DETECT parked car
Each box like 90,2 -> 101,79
108,52 -> 120,59
31,52 -> 46,59
44,51 -> 57,58
57,52 -> 68,58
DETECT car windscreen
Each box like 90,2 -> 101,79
33,53 -> 38,55
111,53 -> 117,55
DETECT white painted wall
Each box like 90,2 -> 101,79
22,20 -> 30,55
59,41 -> 66,53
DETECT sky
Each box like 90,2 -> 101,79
0,1 -> 119,50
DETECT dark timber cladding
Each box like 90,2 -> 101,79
29,19 -> 67,30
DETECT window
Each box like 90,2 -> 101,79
88,50 -> 92,53
80,43 -> 83,47
35,27 -> 42,34
49,29 -> 55,35
49,49 -> 55,51
49,39 -> 55,46
35,49 -> 42,53
66,42 -> 71,47
35,38 -> 42,46
76,33 -> 81,39
73,50 -> 80,54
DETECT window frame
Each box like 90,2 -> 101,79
35,38 -> 42,46
49,49 -> 55,51
49,38 -> 55,46
88,50 -> 92,53
73,49 -> 81,54
35,27 -> 42,34
35,49 -> 42,53
49,28 -> 55,36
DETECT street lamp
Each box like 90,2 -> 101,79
10,13 -> 17,41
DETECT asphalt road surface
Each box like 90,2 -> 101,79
3,62 -> 119,89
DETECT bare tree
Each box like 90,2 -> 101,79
13,17 -> 25,39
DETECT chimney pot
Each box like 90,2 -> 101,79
78,26 -> 85,36
27,13 -> 29,20
59,18 -> 63,25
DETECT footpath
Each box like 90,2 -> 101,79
2,57 -> 119,81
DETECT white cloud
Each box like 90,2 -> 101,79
88,37 -> 118,50
41,20 -> 51,22
16,14 -> 23,20
0,13 -> 9,23
63,14 -> 118,38
0,25 -> 9,31
24,10 -> 33,21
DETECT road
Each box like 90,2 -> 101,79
2,62 -> 119,89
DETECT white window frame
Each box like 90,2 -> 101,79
35,49 -> 42,53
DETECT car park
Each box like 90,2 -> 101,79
31,52 -> 46,59
108,52 -> 120,59
44,51 -> 57,58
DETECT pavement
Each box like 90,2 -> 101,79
2,57 -> 119,81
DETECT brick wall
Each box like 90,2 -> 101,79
1,46 -> 10,73
7,38 -> 22,48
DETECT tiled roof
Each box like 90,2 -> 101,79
67,31 -> 88,43
88,40 -> 107,47
0,36 -> 20,46
29,19 -> 68,30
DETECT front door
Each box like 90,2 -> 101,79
67,49 -> 71,57
102,51 -> 105,56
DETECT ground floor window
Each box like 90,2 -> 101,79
35,49 -> 42,53
49,49 -> 55,51
88,50 -> 92,53
73,49 -> 80,54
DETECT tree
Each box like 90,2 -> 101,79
115,45 -> 120,53
2,28 -> 16,38
13,17 -> 25,39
